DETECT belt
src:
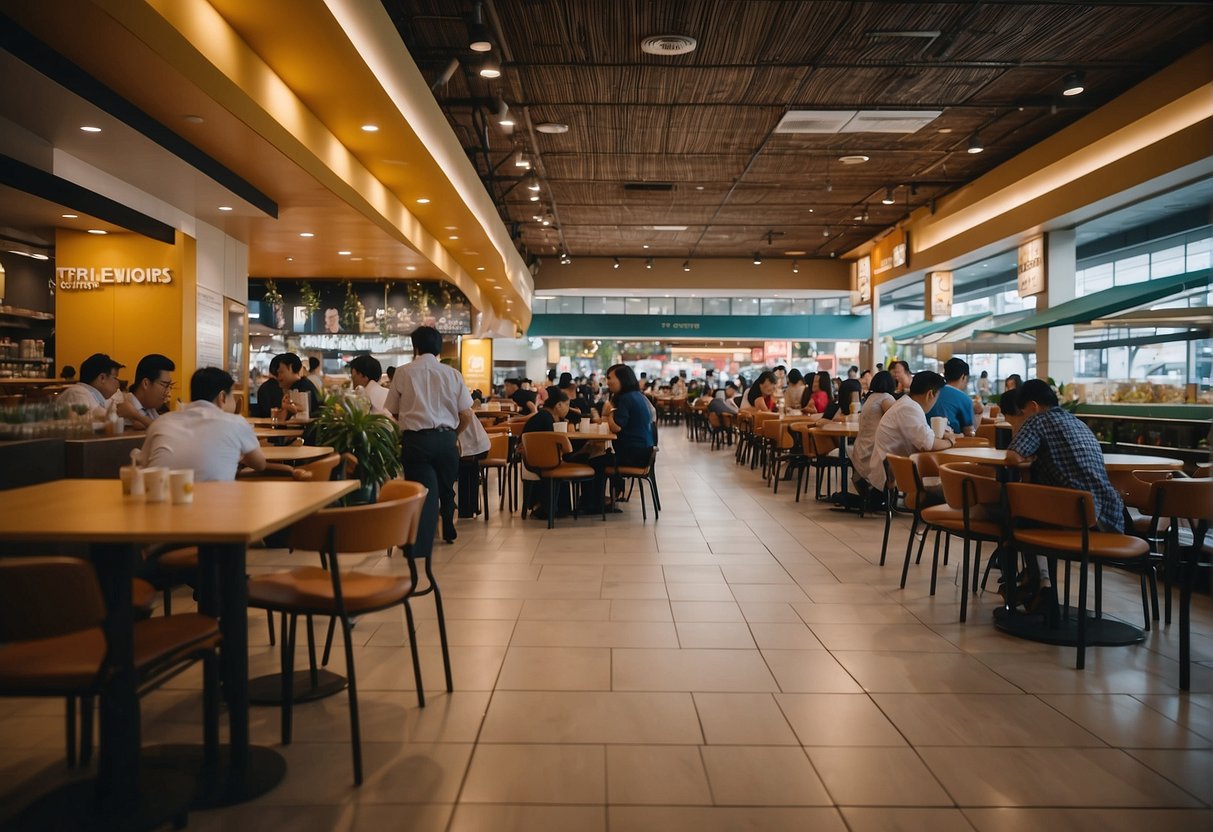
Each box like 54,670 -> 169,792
403,427 -> 456,434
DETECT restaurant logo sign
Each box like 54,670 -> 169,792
57,266 -> 174,291
1017,236 -> 1045,297
854,256 -> 872,305
928,271 -> 953,319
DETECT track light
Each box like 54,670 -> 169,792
646,258 -> 653,270
612,257 -> 621,270
882,186 -> 896,205
1062,71 -> 1085,96
467,2 -> 494,52
823,226 -> 830,237
478,50 -> 501,79
529,193 -> 540,202
559,250 -> 571,264
682,260 -> 691,272
495,97 -> 514,128
826,178 -> 833,193
791,259 -> 800,274
513,150 -> 530,169
752,252 -> 762,266
526,172 -> 541,191
967,133 -> 984,154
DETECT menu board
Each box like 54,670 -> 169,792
196,285 -> 225,369
928,271 -> 953,318
1018,236 -> 1045,297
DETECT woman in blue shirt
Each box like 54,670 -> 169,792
604,363 -> 655,479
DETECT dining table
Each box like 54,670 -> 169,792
815,421 -> 860,503
0,478 -> 356,829
261,444 -> 336,464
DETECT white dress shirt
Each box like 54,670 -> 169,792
383,353 -> 472,431
57,382 -> 115,418
869,394 -> 936,490
356,382 -> 389,416
141,400 -> 260,481
123,391 -> 161,428
851,392 -> 893,483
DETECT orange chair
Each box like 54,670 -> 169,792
605,447 -> 659,522
886,454 -> 943,588
520,432 -> 601,528
953,436 -> 990,448
922,463 -> 1006,621
479,432 -> 512,519
1006,483 -> 1150,669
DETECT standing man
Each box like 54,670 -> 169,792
119,353 -> 175,429
926,357 -> 977,436
384,326 -> 473,550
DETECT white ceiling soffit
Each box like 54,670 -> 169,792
774,110 -> 943,135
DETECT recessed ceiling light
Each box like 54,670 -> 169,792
536,122 -> 569,134
444,226 -> 458,231
299,232 -> 315,237
406,266 -> 417,271
287,257 -> 293,261
87,229 -> 107,235
937,127 -> 953,134
448,235 -> 459,240
338,250 -> 352,256
642,244 -> 649,249
361,124 -> 379,132
839,155 -> 870,165
183,115 -> 205,124
80,126 -> 101,133
61,213 -> 78,219
652,225 -> 688,231
1062,71 -> 1085,97
416,198 -> 431,204
785,250 -> 806,256
351,257 -> 363,261
476,266 -> 485,271
695,186 -> 705,190
218,206 -> 233,211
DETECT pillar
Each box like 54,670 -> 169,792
1036,229 -> 1076,383
868,287 -> 881,370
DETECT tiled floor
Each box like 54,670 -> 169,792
2,430 -> 1212,830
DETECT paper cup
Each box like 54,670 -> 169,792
170,469 -> 195,505
119,465 -> 144,498
142,467 -> 168,503
553,421 -> 568,434
930,416 -> 948,439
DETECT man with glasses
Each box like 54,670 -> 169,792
119,353 -> 175,429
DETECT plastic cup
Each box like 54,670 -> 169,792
142,467 -> 168,503
170,469 -> 195,505
553,421 -> 568,434
930,416 -> 948,439
119,465 -> 144,498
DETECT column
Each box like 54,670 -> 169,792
869,287 -> 881,370
1036,229 -> 1076,382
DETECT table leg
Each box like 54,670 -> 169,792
93,543 -> 141,809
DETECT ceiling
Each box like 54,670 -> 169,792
382,0 -> 1212,263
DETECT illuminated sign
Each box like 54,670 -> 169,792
1017,236 -> 1045,297
57,266 -> 173,290
928,271 -> 953,318
855,256 -> 872,304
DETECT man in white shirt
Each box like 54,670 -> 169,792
384,326 -> 473,551
141,367 -> 266,481
347,354 -> 389,416
870,371 -> 956,491
57,353 -> 124,419
119,353 -> 175,429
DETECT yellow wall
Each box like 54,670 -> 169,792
55,229 -> 197,396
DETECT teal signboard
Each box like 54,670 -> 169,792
527,314 -> 870,341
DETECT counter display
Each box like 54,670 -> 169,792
1074,405 -> 1211,467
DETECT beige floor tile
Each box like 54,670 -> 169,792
612,648 -> 779,692
601,581 -> 672,599
841,807 -> 977,832
286,691 -> 489,744
607,745 -> 713,805
346,805 -> 454,832
539,565 -> 605,582
1132,694 -> 1213,741
762,650 -> 864,693
776,694 -> 906,746
604,565 -> 666,583
664,565 -> 726,583
461,744 -> 605,804
738,602 -> 803,622
610,600 -> 674,621
973,649 -> 1201,695
872,693 -> 1104,747
670,601 -> 745,622
357,645 -> 506,692
185,804 -> 449,832
917,747 -> 1203,807
792,602 -> 922,625
1040,694 -> 1212,748
676,622 -> 757,648
693,693 -> 799,745
809,623 -> 960,653
364,618 -> 515,647
496,646 -> 611,690
719,564 -> 795,584
518,599 -> 611,620
1125,749 -> 1213,805
509,620 -> 678,648
700,745 -> 833,806
962,808 -> 1213,832
832,651 -> 1021,694
479,691 -> 703,744
807,747 -> 953,806
749,622 -> 826,650
448,804 -> 606,832
730,584 -> 812,603
666,583 -> 736,601
609,806 -> 848,831
806,584 -> 899,604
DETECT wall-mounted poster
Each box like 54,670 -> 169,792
225,298 -> 247,388
250,279 -> 472,336
1018,236 -> 1046,297
928,271 -> 953,319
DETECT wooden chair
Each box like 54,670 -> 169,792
0,557 -> 220,772
923,463 -> 1006,622
605,447 -> 659,522
886,454 -> 943,590
788,422 -> 819,503
1006,482 -> 1150,669
478,432 -> 511,520
768,418 -> 814,493
247,487 -> 427,785
807,430 -> 846,503
520,432 -> 601,529
975,423 -> 999,446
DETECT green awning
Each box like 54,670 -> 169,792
883,312 -> 989,342
987,269 -> 1212,335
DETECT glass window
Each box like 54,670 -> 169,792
1080,262 -> 1113,295
733,298 -> 760,316
556,296 -> 583,314
1150,245 -> 1186,279
1187,236 -> 1212,273
624,297 -> 648,316
761,299 -> 795,315
789,298 -> 812,315
583,297 -> 606,315
702,297 -> 730,315
675,296 -> 703,315
815,298 -> 840,315
649,297 -> 675,315
602,296 -> 625,314
1114,254 -> 1149,286
531,298 -> 548,314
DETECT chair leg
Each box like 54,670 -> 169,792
900,516 -> 919,589
943,533 -> 951,566
973,542 -> 983,593
638,478 -> 647,522
402,599 -> 426,707
267,609 -> 275,647
322,616 -> 337,667
960,536 -> 971,623
306,615 -> 319,687
1139,573 -> 1152,631
339,616 -> 364,785
915,521 -> 929,565
482,469 -> 490,523
428,565 -> 454,693
650,473 -> 661,512
981,547 -> 998,592
795,464 -> 805,503
202,650 -> 221,781
1076,560 -> 1089,670
929,530 -> 941,596
79,696 -> 94,768
280,612 -> 296,744
547,479 -> 556,530
1094,564 -> 1103,619
163,587 -> 173,616
66,696 -> 77,768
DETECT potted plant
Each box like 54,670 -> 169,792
262,280 -> 286,330
299,281 -> 321,331
310,393 -> 403,504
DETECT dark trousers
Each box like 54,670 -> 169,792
458,452 -> 487,518
401,430 -> 459,557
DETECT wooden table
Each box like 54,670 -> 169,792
254,428 -> 304,441
245,417 -> 311,428
1101,453 -> 1184,472
0,478 -> 356,827
262,444 -> 335,463
814,422 -> 860,502
936,447 -> 1019,466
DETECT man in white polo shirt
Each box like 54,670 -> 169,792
347,353 -> 389,416
870,370 -> 956,491
57,352 -> 124,419
141,367 -> 266,481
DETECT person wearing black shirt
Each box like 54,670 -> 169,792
503,377 -> 538,414
270,352 -> 321,419
561,380 -> 593,425
823,378 -> 863,421
253,355 -> 283,417
522,388 -> 571,518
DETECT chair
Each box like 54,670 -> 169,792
0,557 -> 221,772
953,436 -> 990,448
734,412 -> 756,466
247,486 -> 427,785
768,418 -> 813,493
788,423 -> 818,503
1147,477 -> 1213,689
923,463 -> 1006,621
519,432 -> 601,529
807,430 -> 846,503
975,423 -> 999,446
886,454 -> 943,590
1006,482 -> 1150,669
606,447 -> 659,521
478,432 -> 511,521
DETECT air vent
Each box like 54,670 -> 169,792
774,109 -> 941,135
624,182 -> 675,192
640,35 -> 697,56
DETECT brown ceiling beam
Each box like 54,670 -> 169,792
489,59 -> 1151,71
436,99 -> 1093,112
